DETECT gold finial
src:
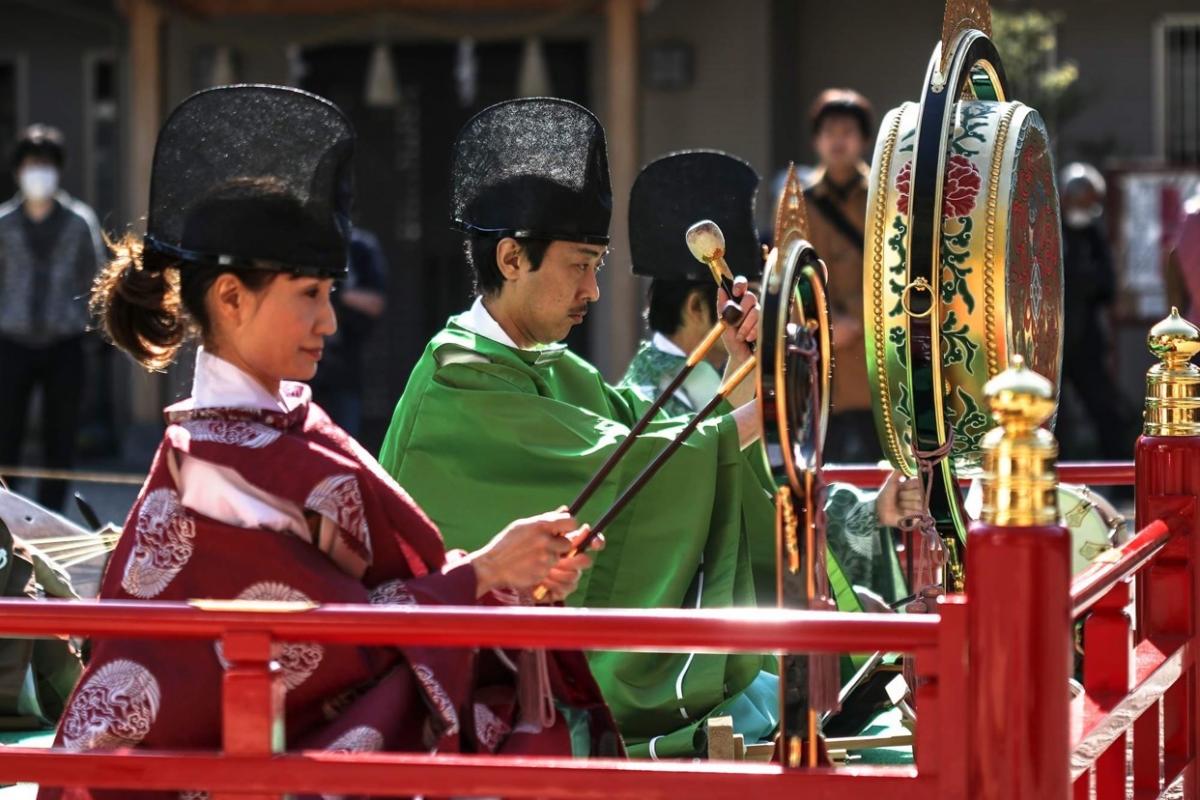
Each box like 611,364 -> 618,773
773,162 -> 811,251
1144,307 -> 1200,436
979,355 -> 1059,526
939,0 -> 992,80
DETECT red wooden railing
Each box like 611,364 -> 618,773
0,603 -> 960,800
1059,435 -> 1200,800
0,453 -> 1191,799
825,460 -> 1137,488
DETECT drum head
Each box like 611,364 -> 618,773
757,238 -> 832,492
1059,483 -> 1128,575
865,100 -> 1063,476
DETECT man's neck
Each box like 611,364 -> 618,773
22,198 -> 53,223
823,163 -> 861,188
481,294 -> 537,349
669,329 -> 699,355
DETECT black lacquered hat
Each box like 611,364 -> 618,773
144,84 -> 355,278
450,98 -> 611,245
629,150 -> 760,281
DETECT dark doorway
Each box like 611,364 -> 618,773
301,40 -> 592,452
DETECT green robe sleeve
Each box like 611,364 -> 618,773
379,328 -> 776,757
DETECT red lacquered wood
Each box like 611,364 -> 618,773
1136,434 -> 1200,795
1084,580 -> 1132,800
967,520 -> 1072,800
1071,516 -> 1179,618
1074,637 -> 1186,769
0,600 -> 939,655
1133,702 -> 1161,795
1,749 -> 931,800
217,630 -> 281,800
933,596 -> 969,797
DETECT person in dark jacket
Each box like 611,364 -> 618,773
0,125 -> 105,509
1056,162 -> 1135,460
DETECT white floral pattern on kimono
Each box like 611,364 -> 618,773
61,659 -> 162,751
121,488 -> 197,599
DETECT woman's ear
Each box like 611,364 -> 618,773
209,273 -> 247,330
495,237 -> 524,283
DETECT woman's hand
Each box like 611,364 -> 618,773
877,471 -> 925,528
469,510 -> 601,599
536,526 -> 605,603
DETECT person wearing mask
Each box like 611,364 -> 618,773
802,89 -> 879,464
0,125 -> 105,509
1055,163 -> 1133,460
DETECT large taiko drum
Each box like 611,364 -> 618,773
865,100 -> 1064,474
862,17 -> 1064,572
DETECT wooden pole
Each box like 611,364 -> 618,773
124,0 -> 166,425
599,0 -> 639,381
126,0 -> 161,234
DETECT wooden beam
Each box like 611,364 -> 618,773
166,0 -> 592,16
127,0 -> 161,231
596,0 -> 639,380
126,0 -> 166,424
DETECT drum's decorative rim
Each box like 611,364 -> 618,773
866,106 -> 912,474
757,238 -> 831,493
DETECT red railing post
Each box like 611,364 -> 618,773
1083,578 -> 1133,799
214,629 -> 284,800
1135,307 -> 1200,796
967,358 -> 1072,800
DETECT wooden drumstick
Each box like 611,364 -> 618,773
533,356 -> 758,602
571,356 -> 756,556
567,222 -> 747,515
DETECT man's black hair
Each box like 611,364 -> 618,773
11,124 -> 66,170
647,278 -> 716,336
464,236 -> 552,296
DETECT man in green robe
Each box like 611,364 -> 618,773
618,151 -> 916,607
380,99 -> 777,759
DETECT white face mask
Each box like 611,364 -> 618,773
19,166 -> 59,202
1065,208 -> 1095,230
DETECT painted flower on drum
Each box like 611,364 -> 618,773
942,154 -> 982,218
894,154 -> 982,219
896,161 -> 913,216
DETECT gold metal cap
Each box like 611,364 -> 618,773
1144,307 -> 1200,436
979,355 -> 1059,526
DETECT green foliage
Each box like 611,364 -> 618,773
992,10 -> 1083,130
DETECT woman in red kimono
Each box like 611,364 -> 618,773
41,85 -> 619,800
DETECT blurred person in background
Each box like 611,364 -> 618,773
803,88 -> 880,464
0,125 -> 105,510
1056,162 -> 1134,461
1166,187 -> 1200,327
309,226 -> 388,437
